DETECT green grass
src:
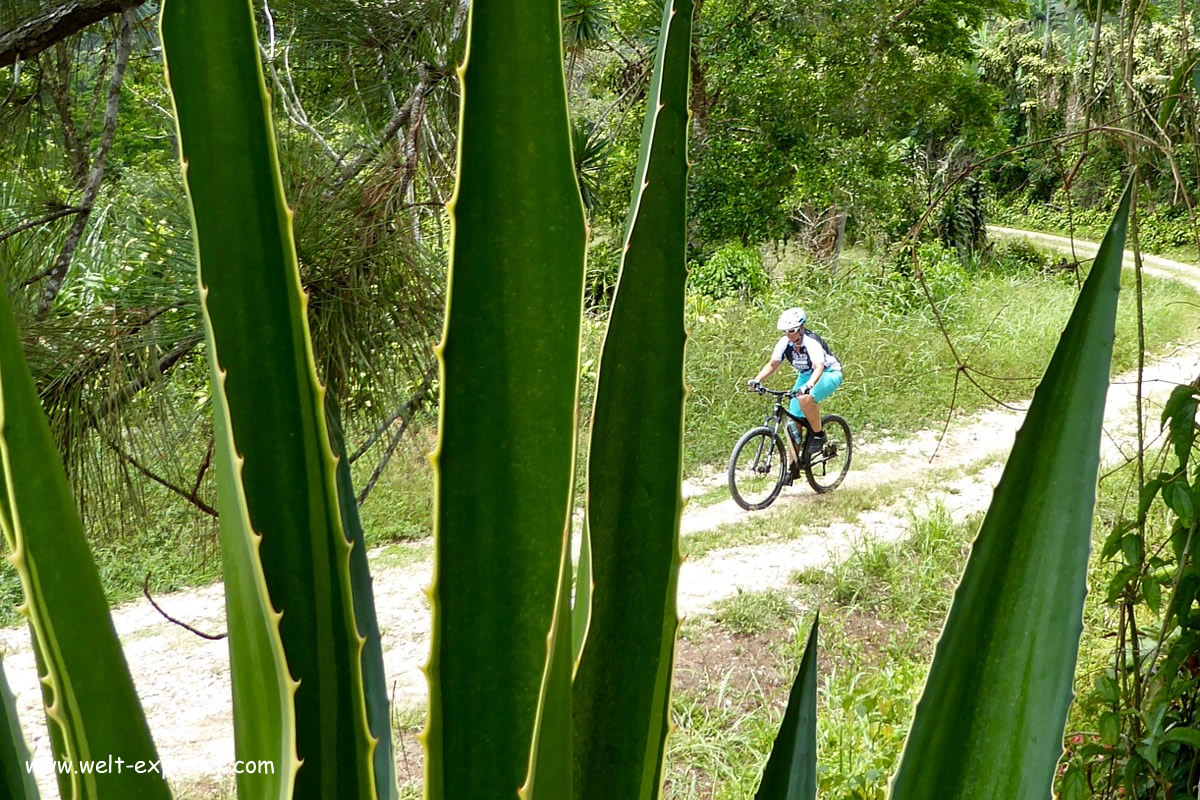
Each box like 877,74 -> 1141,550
689,482 -> 735,508
368,539 -> 433,571
683,463 -> 969,561
664,505 -> 977,800
711,589 -> 797,636
663,441 -> 1193,799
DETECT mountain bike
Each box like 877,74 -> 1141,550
727,386 -> 853,510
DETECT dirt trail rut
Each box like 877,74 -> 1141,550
3,229 -> 1199,790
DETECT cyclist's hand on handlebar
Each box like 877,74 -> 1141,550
746,379 -> 765,393
798,385 -> 811,396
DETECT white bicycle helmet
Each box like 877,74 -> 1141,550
776,307 -> 807,331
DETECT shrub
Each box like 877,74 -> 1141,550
688,242 -> 770,300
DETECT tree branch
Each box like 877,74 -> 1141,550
37,9 -> 135,315
0,0 -> 147,69
349,364 -> 436,463
2,206 -> 84,249
103,436 -> 218,517
143,575 -> 226,640
91,333 -> 203,424
891,0 -> 927,26
334,64 -> 444,190
353,364 -> 437,507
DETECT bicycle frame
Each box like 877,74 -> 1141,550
755,388 -> 836,468
764,400 -> 808,432
759,392 -> 810,462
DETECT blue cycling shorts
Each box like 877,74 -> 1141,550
789,370 -> 843,417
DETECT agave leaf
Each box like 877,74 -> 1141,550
571,0 -> 693,796
754,615 -> 819,800
522,546 -> 575,799
572,522 -> 593,662
424,0 -> 585,794
0,289 -> 169,800
0,657 -> 38,800
331,405 -> 398,800
889,182 -> 1132,799
161,1 -> 386,797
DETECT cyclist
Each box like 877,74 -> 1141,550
747,307 -> 844,462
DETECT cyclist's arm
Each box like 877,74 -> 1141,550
753,359 -> 783,384
801,335 -> 827,392
803,361 -> 825,392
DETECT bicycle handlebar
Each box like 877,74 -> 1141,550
749,385 -> 799,399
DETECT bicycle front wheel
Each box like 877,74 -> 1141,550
805,414 -> 852,493
728,427 -> 789,511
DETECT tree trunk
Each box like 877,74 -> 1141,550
37,10 -> 135,315
689,0 -> 711,151
830,211 -> 847,274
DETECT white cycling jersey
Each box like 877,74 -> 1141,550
772,332 -> 841,373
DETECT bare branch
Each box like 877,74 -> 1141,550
928,367 -> 961,464
353,365 -> 437,507
46,41 -> 88,185
92,333 -> 203,424
143,575 -> 226,640
1,55 -> 22,109
190,438 -> 214,499
349,364 -> 436,464
356,413 -> 414,508
103,436 -> 218,517
891,0 -> 927,26
259,6 -> 340,163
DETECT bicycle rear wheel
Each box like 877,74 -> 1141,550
805,414 -> 852,493
728,427 -> 789,510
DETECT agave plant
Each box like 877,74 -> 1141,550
0,0 -> 1134,799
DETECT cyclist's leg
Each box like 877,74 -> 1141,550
798,369 -> 843,435
788,372 -> 812,456
796,393 -> 822,432
810,369 -> 843,404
